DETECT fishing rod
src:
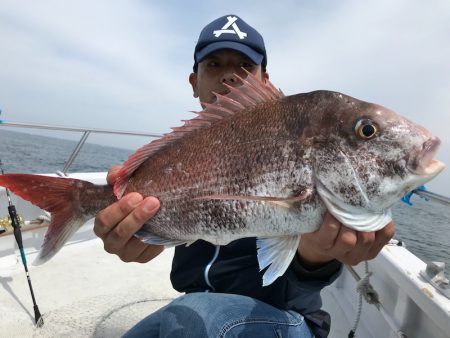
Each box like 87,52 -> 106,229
0,161 -> 44,327
401,185 -> 450,207
413,189 -> 450,207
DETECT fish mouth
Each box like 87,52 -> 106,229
407,137 -> 445,176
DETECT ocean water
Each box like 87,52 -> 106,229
0,129 -> 133,173
0,129 -> 449,275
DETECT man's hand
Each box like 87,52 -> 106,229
94,166 -> 164,263
298,212 -> 395,266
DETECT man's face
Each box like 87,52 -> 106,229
189,49 -> 268,106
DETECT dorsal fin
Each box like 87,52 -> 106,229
113,69 -> 284,198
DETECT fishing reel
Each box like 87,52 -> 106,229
0,214 -> 24,233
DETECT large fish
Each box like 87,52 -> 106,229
0,71 -> 444,286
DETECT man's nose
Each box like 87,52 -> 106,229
220,73 -> 239,86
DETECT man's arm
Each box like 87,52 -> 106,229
93,166 -> 163,263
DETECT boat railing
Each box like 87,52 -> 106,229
0,120 -> 162,176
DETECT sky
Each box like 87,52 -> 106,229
0,0 -> 449,195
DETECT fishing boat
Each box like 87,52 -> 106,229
0,122 -> 449,338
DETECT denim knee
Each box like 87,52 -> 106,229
218,310 -> 311,338
123,293 -> 313,338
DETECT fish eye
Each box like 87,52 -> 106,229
355,119 -> 378,140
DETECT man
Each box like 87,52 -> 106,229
94,15 -> 395,337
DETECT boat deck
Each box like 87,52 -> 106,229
0,222 -> 181,337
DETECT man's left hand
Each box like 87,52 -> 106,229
297,212 -> 395,267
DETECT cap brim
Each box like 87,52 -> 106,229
195,41 -> 264,65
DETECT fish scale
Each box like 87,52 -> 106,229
0,71 -> 444,286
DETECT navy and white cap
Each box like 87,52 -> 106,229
193,15 -> 267,72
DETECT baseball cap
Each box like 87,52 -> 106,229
193,15 -> 267,72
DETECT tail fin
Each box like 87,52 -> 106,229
0,174 -> 115,264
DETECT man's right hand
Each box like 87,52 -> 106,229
94,166 -> 164,263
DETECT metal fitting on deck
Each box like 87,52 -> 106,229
421,261 -> 450,300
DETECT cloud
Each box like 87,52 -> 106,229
0,0 -> 195,135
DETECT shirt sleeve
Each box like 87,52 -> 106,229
291,252 -> 342,282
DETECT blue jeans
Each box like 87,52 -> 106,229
123,292 -> 313,338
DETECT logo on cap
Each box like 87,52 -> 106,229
213,16 -> 247,40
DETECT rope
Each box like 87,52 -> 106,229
346,261 -> 409,337
357,266 -> 380,306
348,261 -> 379,337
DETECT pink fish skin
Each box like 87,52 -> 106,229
0,71 -> 444,286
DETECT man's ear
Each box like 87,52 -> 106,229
262,71 -> 269,83
189,73 -> 199,98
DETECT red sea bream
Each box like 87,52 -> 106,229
0,71 -> 444,286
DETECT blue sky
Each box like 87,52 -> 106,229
0,0 -> 449,194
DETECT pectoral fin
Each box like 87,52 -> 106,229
256,235 -> 301,286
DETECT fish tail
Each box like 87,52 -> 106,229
0,173 -> 116,264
